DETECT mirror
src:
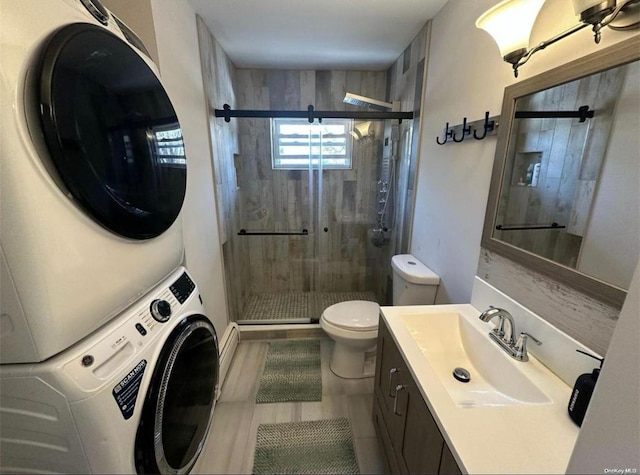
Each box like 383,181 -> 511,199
482,36 -> 640,308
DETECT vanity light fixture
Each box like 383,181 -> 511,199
476,0 -> 640,77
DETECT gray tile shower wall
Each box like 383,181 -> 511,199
196,16 -> 249,322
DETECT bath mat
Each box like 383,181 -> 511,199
256,339 -> 322,403
253,418 -> 359,474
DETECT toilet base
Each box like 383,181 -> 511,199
329,342 -> 376,379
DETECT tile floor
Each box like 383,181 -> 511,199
193,338 -> 387,474
239,291 -> 378,323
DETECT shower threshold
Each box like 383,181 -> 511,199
237,291 -> 377,324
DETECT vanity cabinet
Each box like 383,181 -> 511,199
373,318 -> 462,475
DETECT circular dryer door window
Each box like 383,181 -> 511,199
38,24 -> 186,240
135,315 -> 219,474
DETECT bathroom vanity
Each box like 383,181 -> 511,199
373,317 -> 461,474
373,303 -> 583,474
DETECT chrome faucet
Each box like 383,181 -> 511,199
479,306 -> 517,345
478,306 -> 541,361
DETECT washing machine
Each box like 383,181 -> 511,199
0,266 -> 219,474
0,0 -> 188,364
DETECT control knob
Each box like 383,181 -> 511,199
150,299 -> 172,322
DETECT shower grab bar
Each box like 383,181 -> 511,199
214,104 -> 413,123
496,223 -> 566,231
237,228 -> 309,236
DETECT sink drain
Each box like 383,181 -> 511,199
453,367 -> 471,383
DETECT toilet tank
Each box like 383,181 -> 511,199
391,254 -> 440,305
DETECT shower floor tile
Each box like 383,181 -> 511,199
239,291 -> 378,323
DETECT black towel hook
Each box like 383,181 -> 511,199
473,111 -> 495,140
451,117 -> 471,143
436,122 -> 451,145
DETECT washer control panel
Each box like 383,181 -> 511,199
64,288 -> 179,391
170,272 -> 195,304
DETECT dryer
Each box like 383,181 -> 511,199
1,0 -> 187,363
0,266 -> 219,474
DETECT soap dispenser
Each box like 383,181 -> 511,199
568,349 -> 604,427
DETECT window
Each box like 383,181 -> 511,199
154,126 -> 186,167
271,118 -> 352,170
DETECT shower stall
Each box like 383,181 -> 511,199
222,118 -> 416,325
208,68 -> 421,324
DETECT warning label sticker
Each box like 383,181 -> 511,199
112,359 -> 147,420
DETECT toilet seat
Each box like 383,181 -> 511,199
322,300 -> 379,331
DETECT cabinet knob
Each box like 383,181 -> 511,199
389,368 -> 399,397
393,384 -> 406,416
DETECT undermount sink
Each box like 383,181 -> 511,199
401,311 -> 552,408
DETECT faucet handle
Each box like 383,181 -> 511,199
513,332 -> 542,361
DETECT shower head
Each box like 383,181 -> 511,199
343,92 -> 393,111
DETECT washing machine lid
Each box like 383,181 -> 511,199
38,24 -> 186,240
323,301 -> 379,331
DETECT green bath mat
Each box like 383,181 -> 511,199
256,339 -> 322,403
253,418 -> 359,474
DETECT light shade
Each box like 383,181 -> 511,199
571,0 -> 607,16
350,121 -> 372,140
476,0 -> 546,58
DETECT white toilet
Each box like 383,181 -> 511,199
391,254 -> 440,305
320,254 -> 440,378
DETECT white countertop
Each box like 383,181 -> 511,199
381,304 -> 581,475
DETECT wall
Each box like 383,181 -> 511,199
567,260 -> 640,473
386,23 -> 431,258
101,0 -> 159,65
147,0 -> 229,336
195,16 -> 249,326
411,0 -> 639,352
411,0 -> 504,306
578,61 -> 640,289
415,0 -> 640,468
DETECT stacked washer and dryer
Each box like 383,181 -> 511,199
0,0 -> 219,473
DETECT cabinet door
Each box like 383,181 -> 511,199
375,319 -> 410,444
439,443 -> 462,475
397,384 -> 444,474
373,318 -> 462,475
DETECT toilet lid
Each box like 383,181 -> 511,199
322,301 -> 380,331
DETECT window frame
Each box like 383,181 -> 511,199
153,125 -> 186,168
270,118 -> 353,170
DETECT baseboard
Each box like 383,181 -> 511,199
238,324 -> 326,341
217,322 -> 239,399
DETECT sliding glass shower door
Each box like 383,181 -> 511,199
235,118 -> 389,324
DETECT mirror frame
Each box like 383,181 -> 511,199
482,35 -> 640,309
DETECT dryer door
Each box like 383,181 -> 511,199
38,24 -> 186,240
135,315 -> 219,475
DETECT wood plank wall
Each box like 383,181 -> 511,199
478,248 -> 619,355
387,24 -> 430,257
196,16 -> 250,322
